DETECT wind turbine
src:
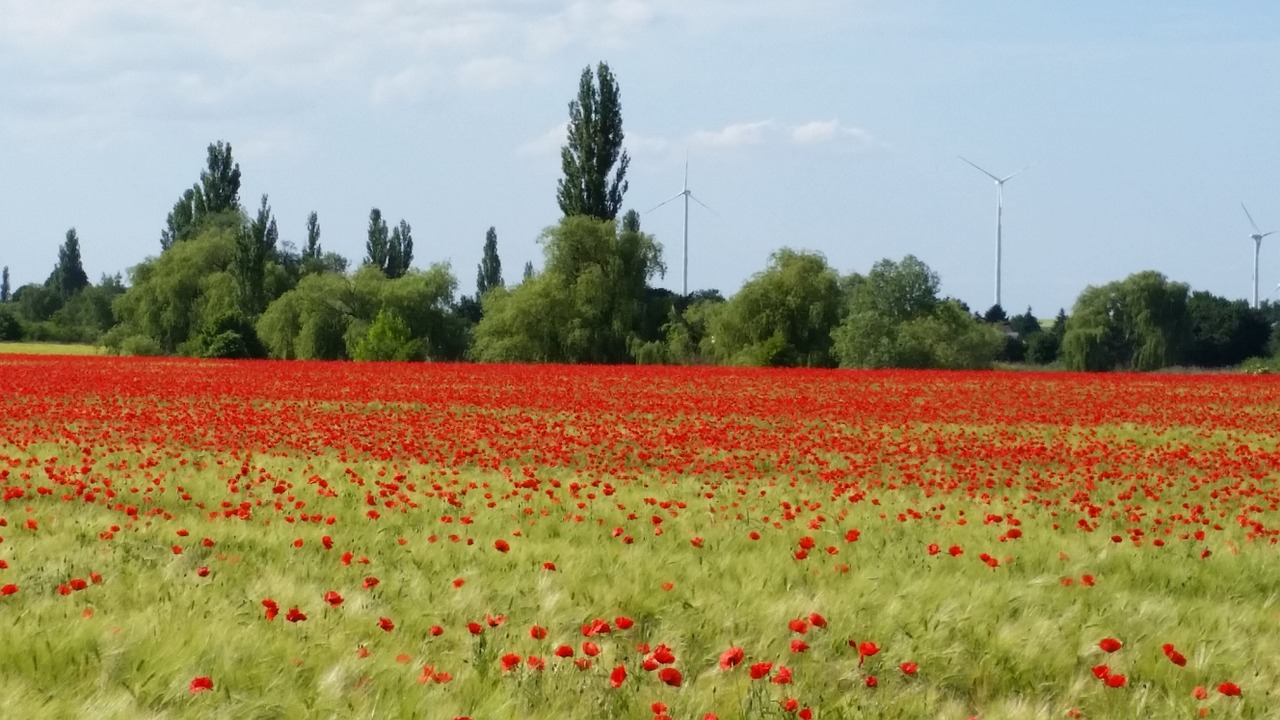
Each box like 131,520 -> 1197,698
960,156 -> 1031,309
1242,203 -> 1275,309
648,156 -> 714,296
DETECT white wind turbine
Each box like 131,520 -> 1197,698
960,156 -> 1032,309
1242,203 -> 1275,309
648,156 -> 714,296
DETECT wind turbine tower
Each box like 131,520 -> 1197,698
649,156 -> 714,296
961,157 -> 1031,309
1242,203 -> 1275,309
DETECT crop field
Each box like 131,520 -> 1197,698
1,356 -> 1278,719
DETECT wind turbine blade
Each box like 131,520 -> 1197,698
959,156 -> 1001,182
646,192 -> 685,213
1000,161 -> 1035,183
1263,231 -> 1278,238
1243,203 -> 1262,235
689,192 -> 718,216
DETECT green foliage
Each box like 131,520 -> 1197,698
472,215 -> 663,363
48,228 -> 90,300
662,293 -> 726,365
522,261 -> 534,283
709,249 -> 841,367
386,219 -> 414,279
983,303 -> 1007,323
1186,291 -> 1270,368
161,142 -> 242,250
112,226 -> 238,353
188,310 -> 267,359
1061,271 -> 1192,371
476,226 -> 503,297
352,308 -> 423,361
11,283 -> 61,324
833,255 -> 1000,369
557,63 -> 630,221
234,195 -> 278,317
0,306 -> 21,341
304,211 -> 321,261
1008,307 -> 1041,337
1,266 -> 10,302
257,273 -> 354,360
1025,332 -> 1061,365
364,208 -> 390,272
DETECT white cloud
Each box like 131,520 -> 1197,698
689,121 -> 773,150
457,56 -> 525,89
789,119 -> 879,150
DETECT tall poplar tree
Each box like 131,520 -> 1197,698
234,195 -> 277,316
304,212 -> 321,261
1,266 -> 10,302
556,62 -> 630,221
365,208 -> 390,272
476,226 -> 503,296
49,228 -> 90,300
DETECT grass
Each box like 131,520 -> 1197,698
0,360 -> 1276,719
0,341 -> 102,356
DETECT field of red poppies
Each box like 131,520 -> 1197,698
1,356 -> 1277,719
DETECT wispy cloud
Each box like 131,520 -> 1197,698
519,122 -> 569,157
689,121 -> 774,151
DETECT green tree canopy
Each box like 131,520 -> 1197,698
476,226 -> 503,297
472,215 -> 663,363
364,208 -> 390,272
708,249 -> 842,367
557,63 -> 630,220
161,142 -> 242,250
832,255 -> 1001,369
1061,270 -> 1192,371
47,228 -> 90,301
234,195 -> 278,316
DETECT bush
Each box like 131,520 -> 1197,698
119,335 -> 164,357
352,309 -> 423,361
0,307 -> 22,341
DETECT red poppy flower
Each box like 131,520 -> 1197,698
529,625 -> 548,640
1217,682 -> 1242,697
261,599 -> 279,621
781,698 -> 799,712
57,584 -> 72,596
321,535 -> 333,550
749,662 -> 773,680
378,617 -> 394,632
865,675 -> 878,688
582,641 -> 601,657
189,676 -> 214,694
324,591 -> 343,607
554,644 -> 574,658
1080,574 -> 1095,586
467,622 -> 483,635
362,577 -> 380,590
770,665 -> 793,685
452,578 -> 466,589
658,667 -> 682,687
494,539 -> 509,553
651,702 -> 668,715
1105,673 -> 1127,688
1091,665 -> 1110,679
615,616 -> 634,630
610,664 -> 627,688
526,655 -> 545,671
0,584 -> 17,596
286,607 -> 307,622
948,545 -> 963,557
1193,686 -> 1208,700
900,662 -> 919,675
500,653 -> 522,672
1098,637 -> 1123,653
808,612 -> 827,629
927,543 -> 940,555
430,625 -> 444,636
486,614 -> 506,627
69,578 -> 88,591
89,571 -> 102,584
650,644 -> 675,664
574,658 -> 592,670
788,618 -> 809,634
790,640 -> 809,653
542,562 -> 557,571
719,646 -> 745,670
857,641 -> 880,664
196,566 -> 210,578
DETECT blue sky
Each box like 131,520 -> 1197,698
2,0 -> 1278,317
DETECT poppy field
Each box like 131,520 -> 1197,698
1,356 -> 1278,719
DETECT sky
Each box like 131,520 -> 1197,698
2,0 -> 1279,317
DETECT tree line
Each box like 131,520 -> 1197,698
2,62 -> 1278,371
